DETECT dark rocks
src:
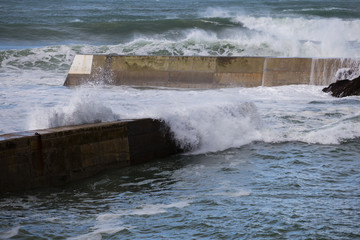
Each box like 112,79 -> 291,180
322,75 -> 360,98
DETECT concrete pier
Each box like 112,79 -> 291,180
3,55 -> 360,193
0,119 -> 181,193
64,55 -> 360,87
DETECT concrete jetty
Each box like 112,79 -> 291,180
64,55 -> 360,87
0,119 -> 181,193
2,55 -> 360,193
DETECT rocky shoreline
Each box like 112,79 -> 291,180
323,75 -> 360,98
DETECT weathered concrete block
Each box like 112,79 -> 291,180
262,58 -> 312,86
169,56 -> 216,72
64,55 -> 360,88
263,71 -> 310,86
216,57 -> 264,73
127,119 -> 181,165
80,139 -> 129,168
92,55 -> 107,71
64,54 -> 96,86
191,56 -> 216,72
265,57 -> 312,72
169,72 -> 214,84
0,161 -> 32,192
0,119 -> 180,193
123,56 -> 170,71
109,56 -> 126,71
215,72 -> 263,87
123,71 -> 169,85
64,74 -> 88,86
309,58 -> 353,85
69,55 -> 94,75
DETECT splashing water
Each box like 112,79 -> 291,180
1,1 -> 360,239
22,85 -> 360,154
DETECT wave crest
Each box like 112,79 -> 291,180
164,102 -> 263,153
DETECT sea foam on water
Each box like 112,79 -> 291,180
25,84 -> 360,154
1,1 -> 360,239
1,5 -> 360,151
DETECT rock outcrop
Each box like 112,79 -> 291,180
322,76 -> 360,98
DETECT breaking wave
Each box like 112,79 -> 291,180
27,85 -> 360,154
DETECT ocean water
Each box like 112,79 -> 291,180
1,0 -> 360,239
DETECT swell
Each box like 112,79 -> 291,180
0,17 -> 241,46
282,7 -> 360,19
1,14 -> 359,69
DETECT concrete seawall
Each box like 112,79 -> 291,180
0,119 -> 181,193
3,55 -> 359,193
64,55 -> 360,87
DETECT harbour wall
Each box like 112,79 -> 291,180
64,55 -> 360,87
3,55 -> 359,193
0,119 -> 181,193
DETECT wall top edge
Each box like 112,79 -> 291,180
74,54 -> 360,60
0,119 -> 141,141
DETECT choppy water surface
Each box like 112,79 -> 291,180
1,85 -> 360,239
1,0 -> 360,239
1,141 -> 359,239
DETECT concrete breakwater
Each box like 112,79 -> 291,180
64,55 -> 360,87
3,55 -> 360,193
0,119 -> 181,193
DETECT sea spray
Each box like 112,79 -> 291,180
232,16 -> 360,58
27,85 -> 265,153
1,15 -> 360,83
2,1 -> 360,238
310,58 -> 360,85
28,88 -> 120,129
334,59 -> 360,81
26,85 -> 360,153
46,100 -> 120,128
163,102 -> 263,153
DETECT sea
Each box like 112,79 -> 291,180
1,0 -> 360,239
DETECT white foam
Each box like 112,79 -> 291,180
310,58 -> 360,85
335,64 -> 360,81
67,200 -> 189,239
232,16 -> 360,58
0,8 -> 359,90
67,226 -> 129,240
163,102 -> 263,153
28,88 -> 120,129
211,180 -> 251,197
120,179 -> 156,187
96,214 -> 123,222
94,201 -> 190,219
91,9 -> 360,58
0,226 -> 21,239
22,84 -> 360,153
122,201 -> 190,216
1,48 -> 360,152
68,214 -> 133,240
212,190 -> 251,197
285,114 -> 360,144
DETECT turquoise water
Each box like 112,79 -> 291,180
1,0 -> 360,239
